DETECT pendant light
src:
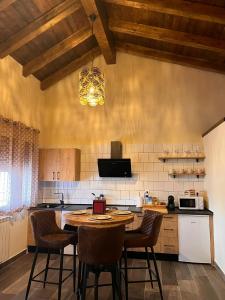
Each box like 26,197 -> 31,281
79,14 -> 105,107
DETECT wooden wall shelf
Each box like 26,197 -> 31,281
158,154 -> 205,162
169,172 -> 206,178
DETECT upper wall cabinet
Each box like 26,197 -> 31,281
39,148 -> 81,181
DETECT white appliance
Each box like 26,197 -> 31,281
61,210 -> 74,255
179,196 -> 204,210
178,215 -> 211,263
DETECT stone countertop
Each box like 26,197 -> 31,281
29,203 -> 213,215
167,207 -> 213,216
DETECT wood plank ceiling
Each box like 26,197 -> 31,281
1,0 -> 225,90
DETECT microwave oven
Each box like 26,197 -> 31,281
179,196 -> 204,210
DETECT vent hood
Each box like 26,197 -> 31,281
97,141 -> 132,177
98,158 -> 132,177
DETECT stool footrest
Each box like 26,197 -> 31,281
32,267 -> 73,280
32,279 -> 59,285
32,269 -> 74,284
86,282 -> 113,289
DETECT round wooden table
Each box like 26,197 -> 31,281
64,210 -> 134,228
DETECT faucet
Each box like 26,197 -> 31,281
54,192 -> 64,205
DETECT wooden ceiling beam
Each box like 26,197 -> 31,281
40,47 -> 101,90
117,42 -> 225,75
116,42 -> 225,75
0,0 -> 16,11
110,20 -> 225,55
104,0 -> 225,25
23,27 -> 92,77
0,0 -> 82,58
80,0 -> 116,64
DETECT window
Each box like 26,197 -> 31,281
0,117 -> 39,213
0,172 -> 10,208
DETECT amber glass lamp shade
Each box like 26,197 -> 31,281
79,66 -> 105,107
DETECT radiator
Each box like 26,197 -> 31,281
0,217 -> 10,263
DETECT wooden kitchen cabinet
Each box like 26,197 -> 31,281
160,215 -> 179,254
27,210 -> 62,246
39,148 -> 81,181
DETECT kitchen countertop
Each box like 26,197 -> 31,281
167,207 -> 213,215
29,203 -> 213,215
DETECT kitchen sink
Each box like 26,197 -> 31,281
37,203 -> 61,209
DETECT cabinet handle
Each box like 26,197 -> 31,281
57,172 -> 60,180
164,229 -> 174,231
164,244 -> 174,247
53,172 -> 55,180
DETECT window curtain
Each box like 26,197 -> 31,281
0,116 -> 39,214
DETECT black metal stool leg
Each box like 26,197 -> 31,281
94,271 -> 100,300
81,264 -> 88,300
124,248 -> 129,300
145,247 -> 154,288
43,249 -> 51,288
73,244 -> 77,292
151,246 -> 163,300
111,267 -> 116,300
77,261 -> 82,300
25,247 -> 39,300
112,264 -> 122,300
58,248 -> 64,300
116,264 -> 122,300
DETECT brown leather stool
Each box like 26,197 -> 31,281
123,210 -> 163,300
77,225 -> 125,300
25,210 -> 78,300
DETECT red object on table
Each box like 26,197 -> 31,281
93,199 -> 106,214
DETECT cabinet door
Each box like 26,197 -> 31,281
58,149 -> 80,181
158,215 -> 178,254
39,149 -> 59,181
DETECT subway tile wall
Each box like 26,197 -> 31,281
38,143 -> 205,206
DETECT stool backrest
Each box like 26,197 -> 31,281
140,210 -> 163,246
30,210 -> 61,245
78,225 -> 125,265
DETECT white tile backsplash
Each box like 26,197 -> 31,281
39,143 -> 205,205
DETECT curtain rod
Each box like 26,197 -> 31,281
0,115 -> 40,133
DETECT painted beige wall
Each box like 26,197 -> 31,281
204,122 -> 225,274
40,52 -> 225,147
0,56 -> 43,129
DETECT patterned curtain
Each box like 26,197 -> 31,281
0,116 -> 39,214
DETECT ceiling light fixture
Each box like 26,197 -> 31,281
79,14 -> 105,107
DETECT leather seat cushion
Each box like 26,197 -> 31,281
40,233 -> 77,249
124,232 -> 151,248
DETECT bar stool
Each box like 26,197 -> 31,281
77,225 -> 125,300
123,210 -> 163,300
25,210 -> 78,300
